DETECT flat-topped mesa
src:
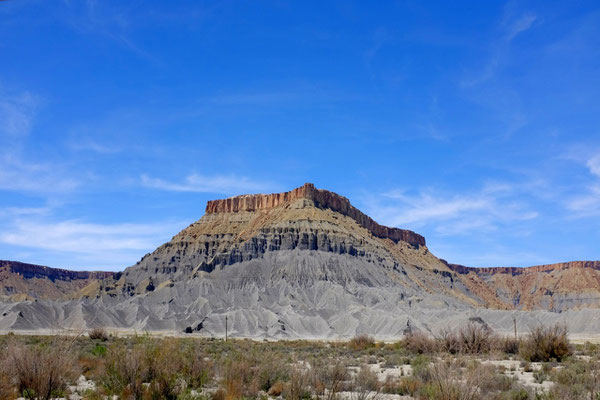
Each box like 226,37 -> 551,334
205,183 -> 426,247
447,260 -> 600,276
0,260 -> 115,281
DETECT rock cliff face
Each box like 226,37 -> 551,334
446,261 -> 600,311
0,260 -> 114,301
206,183 -> 425,247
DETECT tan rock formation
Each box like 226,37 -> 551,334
0,260 -> 114,301
206,183 -> 425,247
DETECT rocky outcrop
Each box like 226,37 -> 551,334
447,261 -> 600,276
0,260 -> 115,301
0,260 -> 114,281
446,261 -> 600,311
206,183 -> 425,247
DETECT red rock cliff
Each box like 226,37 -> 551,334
205,183 -> 426,247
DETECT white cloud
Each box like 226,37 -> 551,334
563,153 -> 600,217
141,173 -> 276,195
367,184 -> 538,235
567,185 -> 600,217
587,154 -> 600,177
0,219 -> 175,252
505,14 -> 537,41
0,156 -> 79,193
0,90 -> 38,137
0,218 -> 186,269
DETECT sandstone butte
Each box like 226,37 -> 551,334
1,183 -> 600,315
205,182 -> 426,247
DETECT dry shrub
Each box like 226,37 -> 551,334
308,361 -> 348,400
217,350 -> 288,397
211,388 -> 226,400
349,334 -> 375,351
282,368 -> 309,400
519,324 -> 572,362
0,346 -> 16,400
550,359 -> 600,400
253,351 -> 289,392
419,359 -> 481,400
324,363 -> 348,400
145,340 -> 187,400
500,336 -> 520,355
404,331 -> 439,354
268,380 -> 285,396
439,328 -> 461,355
181,343 -> 213,390
8,337 -> 78,400
348,364 -> 380,400
458,323 -> 493,354
100,340 -> 148,399
89,327 -> 109,341
382,375 -> 420,396
222,360 -> 247,400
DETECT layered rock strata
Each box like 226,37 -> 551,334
206,183 -> 425,247
446,261 -> 600,311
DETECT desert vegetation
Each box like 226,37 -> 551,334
0,323 -> 596,400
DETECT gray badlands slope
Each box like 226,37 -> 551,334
1,183 -> 600,339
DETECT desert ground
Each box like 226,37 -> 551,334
2,324 -> 600,400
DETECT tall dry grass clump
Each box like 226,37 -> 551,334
519,324 -> 572,362
404,331 -> 439,354
349,334 -> 375,351
98,337 -> 213,399
100,340 -> 148,399
281,367 -> 309,400
7,337 -> 78,400
88,327 -> 109,341
217,349 -> 289,399
0,346 -> 16,400
421,359 -> 481,400
458,323 -> 493,354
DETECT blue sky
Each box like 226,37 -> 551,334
1,0 -> 599,270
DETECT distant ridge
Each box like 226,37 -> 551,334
0,260 -> 114,301
446,260 -> 600,276
0,260 -> 114,281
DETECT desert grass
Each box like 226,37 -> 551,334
0,323 -> 593,400
5,335 -> 78,400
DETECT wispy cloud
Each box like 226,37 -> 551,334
0,217 -> 186,269
0,89 -> 38,137
565,152 -> 600,216
68,137 -> 122,154
462,12 -> 537,87
366,183 -> 538,235
0,155 -> 79,193
505,14 -> 537,41
141,173 -> 277,195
